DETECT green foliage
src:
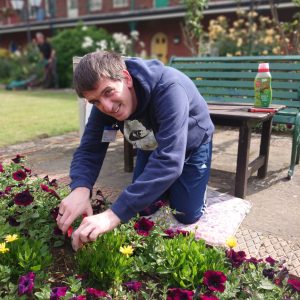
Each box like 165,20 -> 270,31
51,24 -> 114,88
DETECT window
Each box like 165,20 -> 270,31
89,0 -> 102,11
113,0 -> 128,8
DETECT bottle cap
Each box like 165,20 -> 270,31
258,63 -> 270,72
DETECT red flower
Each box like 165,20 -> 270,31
203,270 -> 227,293
12,170 -> 27,181
23,167 -> 32,174
40,184 -> 60,199
167,288 -> 194,300
5,186 -> 12,194
246,257 -> 263,265
226,249 -> 246,268
0,163 -> 4,172
287,277 -> 300,292
51,207 -> 59,219
164,229 -> 190,238
86,287 -> 110,298
265,256 -> 277,266
14,190 -> 34,206
199,295 -> 220,300
134,217 -> 155,236
12,154 -> 24,163
123,281 -> 142,292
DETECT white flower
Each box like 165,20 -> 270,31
82,36 -> 93,49
130,30 -> 139,40
82,25 -> 88,31
96,40 -> 108,51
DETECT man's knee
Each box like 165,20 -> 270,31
173,210 -> 202,225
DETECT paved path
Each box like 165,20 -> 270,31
1,128 -> 299,276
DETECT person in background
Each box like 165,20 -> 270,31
56,51 -> 214,251
35,32 -> 58,88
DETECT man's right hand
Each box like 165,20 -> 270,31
56,187 -> 93,234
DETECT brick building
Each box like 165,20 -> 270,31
0,0 -> 298,62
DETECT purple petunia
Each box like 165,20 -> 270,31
18,272 -> 35,296
134,217 -> 155,236
12,170 -> 27,181
226,249 -> 247,268
265,256 -> 277,266
86,287 -> 111,298
263,268 -> 275,280
12,154 -> 24,163
199,295 -> 220,300
13,189 -> 34,206
50,286 -> 68,300
203,270 -> 227,293
167,288 -> 194,300
123,280 -> 142,292
164,229 -> 190,238
287,277 -> 300,292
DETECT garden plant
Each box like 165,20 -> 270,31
0,156 -> 300,299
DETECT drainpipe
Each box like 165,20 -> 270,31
129,0 -> 136,55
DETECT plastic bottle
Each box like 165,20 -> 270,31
254,62 -> 272,108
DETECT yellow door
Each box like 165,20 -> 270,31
151,33 -> 168,64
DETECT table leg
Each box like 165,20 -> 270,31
258,118 -> 273,178
124,138 -> 134,172
235,123 -> 251,198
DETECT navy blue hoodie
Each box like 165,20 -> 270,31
70,57 -> 214,222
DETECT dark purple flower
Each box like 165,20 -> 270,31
14,190 -> 34,206
203,270 -> 227,293
164,229 -> 190,238
246,257 -> 263,265
18,272 -> 35,296
68,296 -> 86,300
49,178 -> 58,187
53,226 -> 63,235
86,287 -> 110,298
0,163 -> 4,172
12,170 -> 27,181
199,295 -> 220,300
50,286 -> 68,300
263,268 -> 275,280
12,154 -> 24,163
23,167 -> 32,174
123,281 -> 142,292
167,288 -> 194,300
287,277 -> 300,292
154,199 -> 167,208
265,256 -> 277,266
226,249 -> 247,268
7,215 -> 21,226
134,217 -> 155,236
51,207 -> 59,219
40,184 -> 60,199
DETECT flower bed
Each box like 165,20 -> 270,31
0,157 -> 300,299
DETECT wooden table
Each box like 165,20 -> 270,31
208,102 -> 284,198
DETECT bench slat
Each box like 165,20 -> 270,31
193,80 -> 300,90
185,71 -> 300,80
173,62 -> 300,71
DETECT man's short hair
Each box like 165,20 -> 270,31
74,51 -> 126,98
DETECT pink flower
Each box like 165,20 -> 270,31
203,270 -> 227,293
0,163 -> 4,172
14,190 -> 34,206
86,287 -> 111,298
12,170 -> 27,181
288,277 -> 300,292
199,295 -> 220,300
123,280 -> 142,292
134,217 -> 155,236
167,288 -> 194,300
50,286 -> 68,299
18,272 -> 35,296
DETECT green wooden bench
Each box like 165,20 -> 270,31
124,55 -> 300,181
167,56 -> 300,179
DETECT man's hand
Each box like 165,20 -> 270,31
71,209 -> 121,251
56,187 -> 92,234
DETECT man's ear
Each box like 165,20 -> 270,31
122,69 -> 133,88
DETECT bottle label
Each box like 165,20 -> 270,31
254,77 -> 272,108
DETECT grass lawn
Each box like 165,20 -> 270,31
0,89 -> 79,147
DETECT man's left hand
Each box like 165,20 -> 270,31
71,209 -> 121,251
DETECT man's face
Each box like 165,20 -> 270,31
83,70 -> 137,121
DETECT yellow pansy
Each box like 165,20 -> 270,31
5,234 -> 18,243
119,245 -> 134,258
0,243 -> 9,253
226,236 -> 237,248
